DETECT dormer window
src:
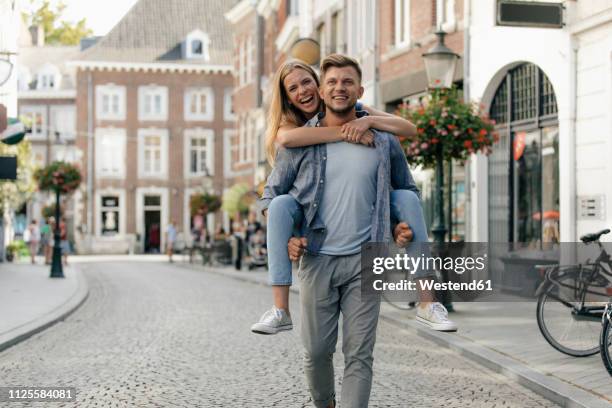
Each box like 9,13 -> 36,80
192,39 -> 203,55
184,30 -> 210,61
36,63 -> 61,90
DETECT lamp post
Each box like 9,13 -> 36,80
50,188 -> 64,278
422,31 -> 460,244
289,38 -> 321,66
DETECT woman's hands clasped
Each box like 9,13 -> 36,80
342,116 -> 375,147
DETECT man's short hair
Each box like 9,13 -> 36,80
320,54 -> 362,83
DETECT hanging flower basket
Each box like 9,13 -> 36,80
396,87 -> 499,168
189,193 -> 222,217
35,161 -> 82,194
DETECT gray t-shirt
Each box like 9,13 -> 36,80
318,141 -> 379,255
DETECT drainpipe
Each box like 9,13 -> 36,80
86,71 -> 93,247
463,0 -> 472,241
373,0 -> 380,108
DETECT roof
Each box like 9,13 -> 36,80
18,46 -> 80,91
78,0 -> 238,66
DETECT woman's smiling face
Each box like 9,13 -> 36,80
283,68 -> 320,116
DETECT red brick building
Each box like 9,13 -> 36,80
225,0 -> 294,203
17,27 -> 80,241
72,0 -> 236,253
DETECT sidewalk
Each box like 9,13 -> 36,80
0,260 -> 88,353
180,261 -> 612,408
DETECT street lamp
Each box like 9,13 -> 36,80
289,38 -> 320,66
422,31 -> 459,244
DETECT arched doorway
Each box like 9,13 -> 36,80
488,63 -> 559,247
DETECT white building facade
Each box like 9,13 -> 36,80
467,0 -> 612,244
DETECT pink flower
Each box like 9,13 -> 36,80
421,143 -> 429,149
453,131 -> 461,137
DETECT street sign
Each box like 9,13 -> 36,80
0,156 -> 17,180
0,104 -> 6,133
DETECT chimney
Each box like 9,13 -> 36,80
28,25 -> 45,47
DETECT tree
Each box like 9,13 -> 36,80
23,0 -> 93,46
0,140 -> 36,213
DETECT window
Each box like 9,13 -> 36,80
96,129 -> 126,177
317,23 -> 327,61
436,0 -> 456,30
237,117 -> 254,163
184,87 -> 214,121
246,36 -> 254,84
330,12 -> 343,54
138,128 -> 168,178
394,0 -> 411,47
239,36 -> 254,87
184,128 -> 214,177
138,85 -> 168,121
192,40 -> 203,55
36,63 -> 60,90
50,106 -> 76,142
286,0 -> 299,16
184,30 -> 210,60
223,88 -> 236,121
96,84 -> 126,120
100,196 -> 120,236
19,105 -> 46,140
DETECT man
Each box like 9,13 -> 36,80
260,54 -> 426,407
166,220 -> 177,263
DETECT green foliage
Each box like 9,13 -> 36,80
23,0 -> 93,45
42,202 -> 62,219
7,240 -> 29,258
189,193 -> 222,217
396,87 -> 499,168
0,140 -> 37,212
222,184 -> 252,216
35,161 -> 81,194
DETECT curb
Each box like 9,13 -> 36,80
0,265 -> 89,354
184,262 -> 612,408
379,313 -> 612,408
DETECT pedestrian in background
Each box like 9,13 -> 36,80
59,218 -> 69,266
40,218 -> 53,264
166,220 -> 177,263
24,220 -> 41,264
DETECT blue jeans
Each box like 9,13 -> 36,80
267,190 -> 428,285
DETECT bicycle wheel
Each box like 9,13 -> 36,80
536,273 -> 601,357
601,307 -> 612,376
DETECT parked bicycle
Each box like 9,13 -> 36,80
536,228 -> 611,358
600,302 -> 612,375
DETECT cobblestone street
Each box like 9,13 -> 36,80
0,261 -> 558,407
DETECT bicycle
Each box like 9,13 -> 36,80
600,302 -> 612,375
536,228 -> 612,357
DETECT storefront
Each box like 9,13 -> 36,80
487,63 -> 559,247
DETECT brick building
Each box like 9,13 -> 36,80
378,0 -> 466,241
224,0 -> 296,201
71,0 -> 236,254
16,26 -> 80,240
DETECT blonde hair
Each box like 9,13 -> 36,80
265,60 -> 321,166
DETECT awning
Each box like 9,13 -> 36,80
1,117 -> 26,145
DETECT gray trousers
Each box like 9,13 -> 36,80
298,253 -> 381,408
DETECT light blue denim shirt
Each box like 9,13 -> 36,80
259,111 -> 420,254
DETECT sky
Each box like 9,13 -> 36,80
25,0 -> 140,36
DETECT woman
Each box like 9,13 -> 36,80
250,60 -> 456,334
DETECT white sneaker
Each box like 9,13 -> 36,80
251,307 -> 293,335
416,302 -> 458,332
